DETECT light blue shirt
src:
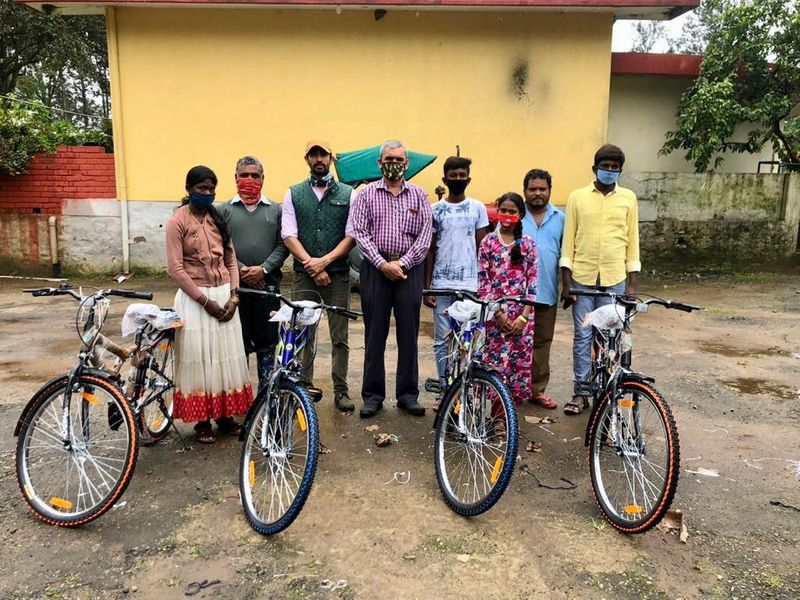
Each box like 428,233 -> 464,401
521,203 -> 565,306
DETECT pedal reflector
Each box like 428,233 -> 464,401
249,460 -> 256,488
50,497 -> 73,510
81,392 -> 99,405
623,504 -> 643,515
158,342 -> 170,351
296,409 -> 307,432
454,401 -> 461,415
490,457 -> 503,484
619,400 -> 635,408
150,418 -> 163,430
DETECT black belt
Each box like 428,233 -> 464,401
379,252 -> 402,262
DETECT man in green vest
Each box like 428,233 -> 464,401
282,140 -> 357,413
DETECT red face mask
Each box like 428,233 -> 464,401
237,177 -> 263,206
498,214 -> 520,228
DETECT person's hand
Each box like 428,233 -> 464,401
494,310 -> 510,333
423,295 -> 436,308
381,261 -> 407,281
304,257 -> 329,278
241,266 -> 266,288
313,271 -> 331,287
219,301 -> 237,322
203,299 -> 226,319
560,287 -> 576,309
622,285 -> 637,300
508,316 -> 527,336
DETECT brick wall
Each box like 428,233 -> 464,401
0,146 -> 116,214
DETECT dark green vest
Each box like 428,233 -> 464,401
289,180 -> 352,273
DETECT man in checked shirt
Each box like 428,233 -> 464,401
351,140 -> 434,418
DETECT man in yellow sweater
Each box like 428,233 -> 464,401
559,144 -> 640,415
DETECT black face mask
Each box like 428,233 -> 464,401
445,178 -> 470,195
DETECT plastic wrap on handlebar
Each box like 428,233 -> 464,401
110,289 -> 153,300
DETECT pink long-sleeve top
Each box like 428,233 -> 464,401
166,204 -> 240,303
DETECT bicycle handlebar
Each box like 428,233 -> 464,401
238,288 -> 362,320
422,288 -> 536,308
23,287 -> 153,301
568,289 -> 701,313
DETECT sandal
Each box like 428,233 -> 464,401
216,417 -> 243,436
529,393 -> 558,409
563,396 -> 590,416
194,421 -> 216,444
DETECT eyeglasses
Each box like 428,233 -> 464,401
237,172 -> 263,179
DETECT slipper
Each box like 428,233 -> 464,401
216,417 -> 243,436
194,422 -> 216,444
529,393 -> 558,409
563,396 -> 590,416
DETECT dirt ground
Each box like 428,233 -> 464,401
0,272 -> 798,600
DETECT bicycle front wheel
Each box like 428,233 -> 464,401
16,374 -> 138,527
434,368 -> 518,516
588,381 -> 680,533
137,335 -> 175,444
239,379 -> 318,535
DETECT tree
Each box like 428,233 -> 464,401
630,21 -> 667,53
1,1 -> 109,122
660,0 -> 800,170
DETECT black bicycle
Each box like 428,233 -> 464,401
237,289 -> 361,535
13,285 -> 179,527
572,289 -> 700,533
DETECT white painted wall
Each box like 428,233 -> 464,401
608,74 -> 776,173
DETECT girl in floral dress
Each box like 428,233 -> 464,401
477,192 -> 538,404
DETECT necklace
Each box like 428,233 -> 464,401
498,231 -> 515,246
189,207 -> 206,225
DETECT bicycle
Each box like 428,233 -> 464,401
571,289 -> 700,533
14,285 -> 151,527
423,288 -> 535,516
237,288 -> 361,535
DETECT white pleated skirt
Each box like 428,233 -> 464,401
173,283 -> 253,422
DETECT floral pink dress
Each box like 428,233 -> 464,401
477,232 -> 538,404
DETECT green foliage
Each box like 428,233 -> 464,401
0,97 -> 111,175
660,0 -> 800,171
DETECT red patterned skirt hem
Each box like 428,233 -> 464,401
173,385 -> 254,422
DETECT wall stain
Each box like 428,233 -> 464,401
511,60 -> 529,100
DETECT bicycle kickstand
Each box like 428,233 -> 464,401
160,401 -> 191,450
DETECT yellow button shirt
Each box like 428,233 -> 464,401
558,183 -> 641,287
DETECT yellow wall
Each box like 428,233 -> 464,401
110,7 -> 613,205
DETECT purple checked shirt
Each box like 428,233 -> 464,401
351,178 -> 433,271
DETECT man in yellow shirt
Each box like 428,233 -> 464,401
559,144 -> 640,415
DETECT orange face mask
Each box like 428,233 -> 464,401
237,178 -> 263,206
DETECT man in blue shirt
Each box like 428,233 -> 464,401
521,169 -> 565,409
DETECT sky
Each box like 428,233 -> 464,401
611,11 -> 693,53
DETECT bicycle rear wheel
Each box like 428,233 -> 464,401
137,335 -> 175,443
239,379 -> 318,535
434,368 -> 518,516
588,381 -> 680,533
16,374 -> 138,527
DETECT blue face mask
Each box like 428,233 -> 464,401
189,191 -> 215,208
596,168 -> 620,186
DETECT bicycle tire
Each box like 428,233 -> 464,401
588,381 -> 680,533
137,335 -> 175,444
16,374 -> 138,527
239,379 -> 318,535
434,368 -> 518,516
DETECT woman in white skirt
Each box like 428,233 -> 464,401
166,165 -> 254,444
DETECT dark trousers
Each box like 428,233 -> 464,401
531,302 -> 558,395
360,261 -> 423,406
239,286 -> 280,392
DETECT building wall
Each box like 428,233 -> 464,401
608,74 -> 775,174
0,146 -> 116,214
110,7 -> 614,205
